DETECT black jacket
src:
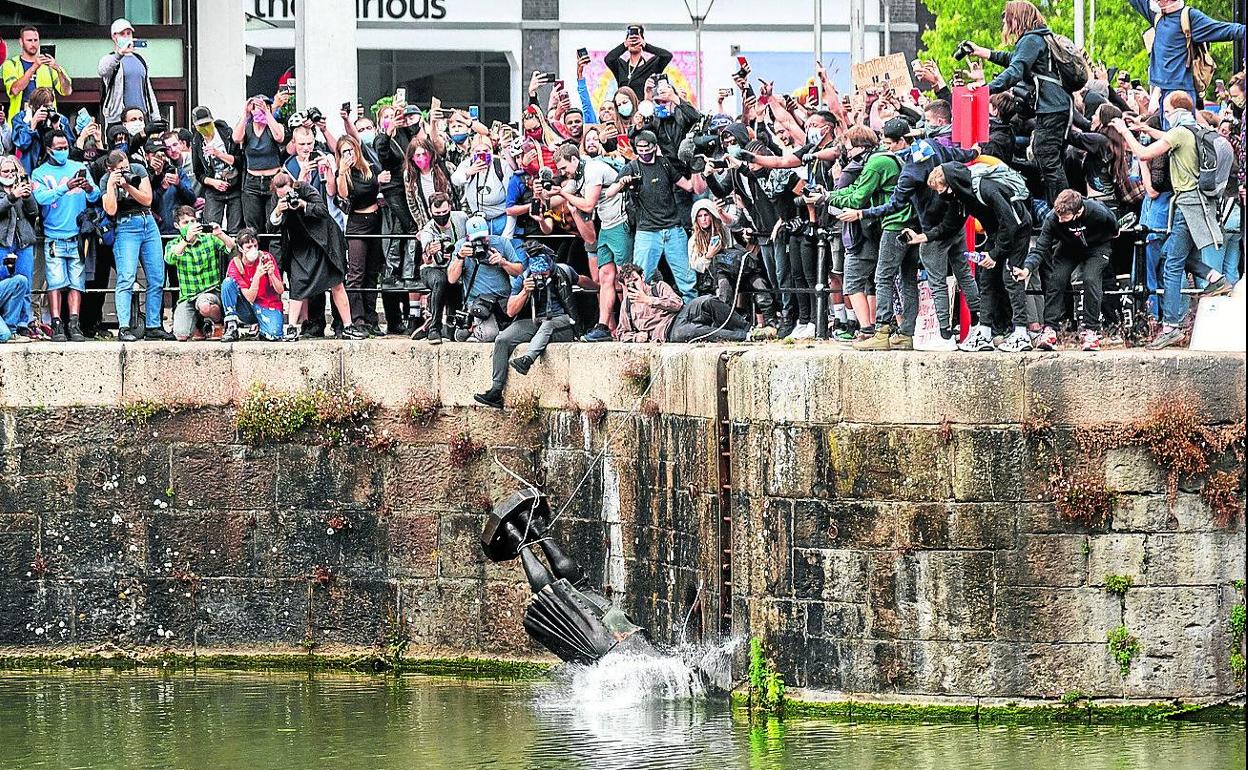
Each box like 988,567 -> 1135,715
374,125 -> 420,192
928,162 -> 1033,267
191,120 -> 243,193
1024,197 -> 1118,271
605,43 -> 674,94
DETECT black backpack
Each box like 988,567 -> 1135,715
1036,31 -> 1090,93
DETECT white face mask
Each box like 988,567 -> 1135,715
124,120 -> 144,136
243,247 -> 260,262
806,126 -> 825,146
0,173 -> 16,187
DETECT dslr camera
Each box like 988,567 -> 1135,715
283,190 -> 301,208
953,40 -> 975,61
470,239 -> 490,262
304,106 -> 324,124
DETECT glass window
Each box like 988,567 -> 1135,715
121,0 -> 184,25
358,50 -> 511,125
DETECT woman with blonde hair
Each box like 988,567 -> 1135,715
963,0 -> 1073,204
326,133 -> 393,333
0,155 -> 36,339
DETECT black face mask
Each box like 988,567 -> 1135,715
432,212 -> 451,227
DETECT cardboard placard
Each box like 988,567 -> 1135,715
850,53 -> 914,93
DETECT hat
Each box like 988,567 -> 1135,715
882,117 -> 913,140
634,129 -> 658,147
403,104 -> 422,116
190,106 -> 214,126
466,215 -> 490,242
111,18 -> 134,35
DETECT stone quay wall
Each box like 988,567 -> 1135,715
0,342 -> 1243,705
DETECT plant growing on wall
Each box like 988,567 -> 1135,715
1107,625 -> 1141,677
508,391 -> 542,425
405,393 -> 441,427
235,383 -> 389,449
1104,574 -> 1133,596
621,359 -> 652,394
1230,595 -> 1246,681
747,637 -> 786,715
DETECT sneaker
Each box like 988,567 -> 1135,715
5,330 -> 31,343
387,320 -> 410,336
582,323 -> 613,342
1203,277 -> 1232,296
426,326 -> 442,346
925,334 -> 956,352
50,319 -> 67,342
283,324 -> 302,342
1034,326 -> 1058,351
748,325 -> 778,341
777,322 -> 796,340
410,325 -> 428,341
957,325 -> 995,353
221,321 -> 240,342
145,327 -> 176,341
1080,330 -> 1101,352
301,321 -> 325,338
1146,325 -> 1184,350
997,329 -> 1033,352
853,325 -> 893,351
889,332 -> 915,351
832,327 -> 856,342
196,317 -> 214,340
789,323 -> 816,340
365,323 -> 384,338
510,355 -> 534,376
340,325 -> 368,340
474,388 -> 505,409
118,330 -> 139,342
67,317 -> 86,343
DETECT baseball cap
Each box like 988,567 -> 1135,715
190,106 -> 214,126
466,215 -> 490,242
402,104 -> 422,117
882,117 -> 913,140
111,18 -> 134,35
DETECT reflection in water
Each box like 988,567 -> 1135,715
0,671 -> 1243,770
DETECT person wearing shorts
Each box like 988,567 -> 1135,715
43,235 -> 88,333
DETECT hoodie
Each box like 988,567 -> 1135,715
1024,197 -> 1119,272
827,148 -> 913,232
31,156 -> 102,240
926,162 -> 1032,268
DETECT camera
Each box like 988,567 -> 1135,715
953,40 -> 975,61
470,239 -> 490,262
531,272 -> 550,293
538,167 -> 556,192
283,191 -> 301,208
305,106 -> 324,124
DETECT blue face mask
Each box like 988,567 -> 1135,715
49,149 -> 70,165
450,132 -> 469,144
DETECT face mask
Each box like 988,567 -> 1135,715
380,118 -> 393,132
124,120 -> 144,136
0,174 -> 16,187
449,132 -> 469,144
358,130 -> 376,146
432,212 -> 451,227
654,102 -> 674,119
525,127 -> 542,140
49,149 -> 70,165
806,126 -> 825,146
117,35 -> 133,49
413,154 -> 432,171
637,147 -> 656,163
252,111 -> 268,127
243,247 -> 259,262
617,102 -> 634,118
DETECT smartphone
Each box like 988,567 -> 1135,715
736,56 -> 748,69
539,72 -> 557,84
896,231 -> 912,245
576,47 -> 589,60
474,150 -> 492,166
468,105 -> 480,120
40,44 -> 56,58
626,25 -> 643,38
133,39 -> 148,49
430,96 -> 442,120
395,87 -> 407,103
717,88 -> 733,98
554,81 -> 565,92
1216,78 -> 1226,90
341,101 -> 352,114
827,206 -> 846,219
73,169 -> 87,180
807,83 -> 819,103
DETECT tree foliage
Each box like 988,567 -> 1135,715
919,0 -> 1240,96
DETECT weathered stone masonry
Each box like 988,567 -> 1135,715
0,342 -> 1243,704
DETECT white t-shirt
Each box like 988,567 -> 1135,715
577,158 -> 626,230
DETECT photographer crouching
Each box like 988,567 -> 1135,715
473,244 -> 595,409
447,215 -> 526,343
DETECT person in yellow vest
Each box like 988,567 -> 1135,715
2,26 -> 72,126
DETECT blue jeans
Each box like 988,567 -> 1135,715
113,214 -> 165,330
1,243 -> 34,325
1217,204 -> 1241,285
1161,203 -> 1218,325
220,277 -> 285,340
633,227 -> 695,300
1141,192 -> 1171,317
0,274 -> 30,341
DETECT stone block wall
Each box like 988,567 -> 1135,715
0,342 -> 1243,704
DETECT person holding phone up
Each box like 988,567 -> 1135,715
98,19 -> 159,128
3,25 -> 73,126
604,24 -> 673,95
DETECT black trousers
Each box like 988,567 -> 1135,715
81,240 -> 114,334
202,189 -> 243,232
1042,245 -> 1110,331
667,296 -> 750,342
1031,111 -> 1071,205
420,264 -> 450,330
382,186 -> 418,282
787,230 -> 816,324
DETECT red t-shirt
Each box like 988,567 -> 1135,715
226,252 -> 284,311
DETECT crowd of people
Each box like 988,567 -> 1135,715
0,5 -> 1244,392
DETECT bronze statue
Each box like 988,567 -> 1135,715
481,489 -> 657,664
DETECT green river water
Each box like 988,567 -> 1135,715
0,671 -> 1242,770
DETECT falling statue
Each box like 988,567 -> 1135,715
480,488 -> 659,664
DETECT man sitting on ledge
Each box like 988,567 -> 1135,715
614,263 -> 753,343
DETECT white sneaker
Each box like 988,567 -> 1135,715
789,323 -> 816,340
927,334 -> 957,352
996,329 -> 1033,352
957,324 -> 995,352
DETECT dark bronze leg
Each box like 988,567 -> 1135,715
520,546 -> 554,593
538,538 -> 584,587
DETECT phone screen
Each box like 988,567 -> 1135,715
40,45 -> 56,58
576,47 -> 589,59
469,105 -> 480,120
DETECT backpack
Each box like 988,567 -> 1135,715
1183,122 -> 1234,199
1038,32 -> 1089,93
1144,8 -> 1216,94
968,162 -> 1030,206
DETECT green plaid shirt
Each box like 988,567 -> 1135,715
164,234 -> 227,303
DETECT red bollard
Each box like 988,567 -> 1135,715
951,85 -> 990,341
